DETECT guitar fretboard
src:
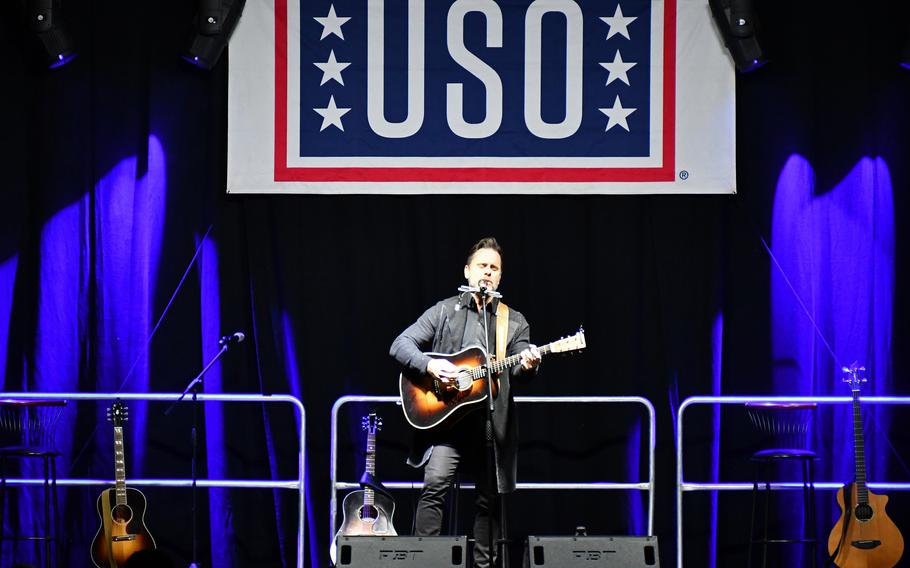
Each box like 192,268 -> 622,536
113,426 -> 127,506
364,429 -> 376,507
467,343 -> 556,379
852,389 -> 869,504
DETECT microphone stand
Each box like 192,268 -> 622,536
164,341 -> 231,568
458,285 -> 508,568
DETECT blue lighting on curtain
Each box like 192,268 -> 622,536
1,135 -> 169,566
771,154 -> 894,563
198,232 -> 234,566
708,310 -> 723,568
7,197 -> 90,560
94,134 -> 167,474
625,420 -> 645,535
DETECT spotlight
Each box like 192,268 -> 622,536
22,0 -> 77,68
182,0 -> 247,71
708,0 -> 767,73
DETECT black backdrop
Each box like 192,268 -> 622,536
2,1 -> 910,567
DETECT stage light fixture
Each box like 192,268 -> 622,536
708,0 -> 767,73
23,0 -> 77,68
182,0 -> 247,71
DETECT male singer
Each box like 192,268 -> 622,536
390,237 -> 541,568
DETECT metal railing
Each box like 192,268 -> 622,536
676,395 -> 910,568
330,395 -> 656,551
0,392 -> 306,567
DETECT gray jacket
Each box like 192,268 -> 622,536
390,293 -> 534,492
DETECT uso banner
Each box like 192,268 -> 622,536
227,0 -> 735,194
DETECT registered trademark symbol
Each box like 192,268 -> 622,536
679,170 -> 689,180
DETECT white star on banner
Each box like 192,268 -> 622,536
314,5 -> 350,40
599,96 -> 636,131
599,50 -> 636,86
600,5 -> 637,40
314,95 -> 351,131
314,50 -> 351,86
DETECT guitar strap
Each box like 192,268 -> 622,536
495,301 -> 509,364
359,471 -> 394,500
101,488 -> 118,568
828,481 -> 853,566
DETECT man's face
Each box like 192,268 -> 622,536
464,248 -> 502,291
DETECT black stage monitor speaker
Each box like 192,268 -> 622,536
524,535 -> 660,567
335,535 -> 467,567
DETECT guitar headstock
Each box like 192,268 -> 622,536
842,361 -> 867,393
362,412 -> 382,435
550,327 -> 586,354
107,400 -> 129,427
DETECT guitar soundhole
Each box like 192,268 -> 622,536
455,371 -> 473,391
359,505 -> 378,523
854,503 -> 873,522
111,503 -> 134,525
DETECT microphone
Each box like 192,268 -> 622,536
456,284 -> 502,298
219,331 -> 245,347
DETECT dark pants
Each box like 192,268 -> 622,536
414,443 -> 500,568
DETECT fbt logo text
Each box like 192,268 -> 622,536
572,549 -> 619,560
378,549 -> 424,560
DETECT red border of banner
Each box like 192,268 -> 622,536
273,0 -> 676,183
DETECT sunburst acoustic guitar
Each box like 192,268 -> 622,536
399,329 -> 586,430
90,401 -> 156,568
827,364 -> 903,567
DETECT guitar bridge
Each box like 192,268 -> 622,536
851,539 -> 882,550
112,534 -> 137,542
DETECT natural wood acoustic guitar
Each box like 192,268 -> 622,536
828,365 -> 903,567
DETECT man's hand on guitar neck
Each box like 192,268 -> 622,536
520,345 -> 542,371
427,358 -> 461,384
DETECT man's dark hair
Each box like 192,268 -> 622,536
466,237 -> 503,265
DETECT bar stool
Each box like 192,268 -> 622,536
745,402 -> 818,568
0,399 -> 66,568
